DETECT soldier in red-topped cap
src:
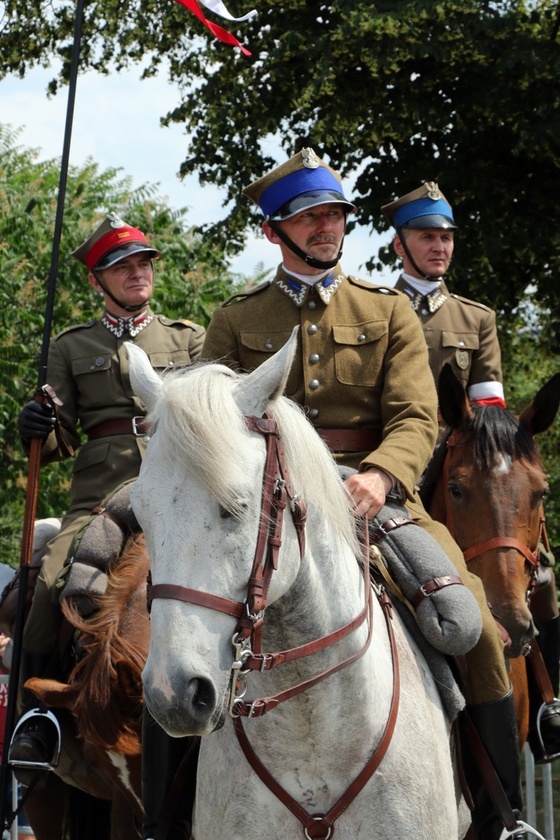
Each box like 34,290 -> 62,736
9,214 -> 205,797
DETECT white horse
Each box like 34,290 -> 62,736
127,331 -> 468,840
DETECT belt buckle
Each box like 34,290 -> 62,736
132,416 -> 145,436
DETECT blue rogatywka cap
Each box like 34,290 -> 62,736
243,148 -> 356,220
381,182 -> 457,230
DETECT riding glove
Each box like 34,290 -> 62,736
18,400 -> 56,440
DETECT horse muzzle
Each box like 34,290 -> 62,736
144,675 -> 221,737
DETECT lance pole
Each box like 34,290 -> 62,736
0,0 -> 86,828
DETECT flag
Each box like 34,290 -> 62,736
172,0 -> 255,55
199,0 -> 256,22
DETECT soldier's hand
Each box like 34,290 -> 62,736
18,400 -> 56,440
344,468 -> 393,519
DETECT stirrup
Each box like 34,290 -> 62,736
533,698 -> 560,763
8,708 -> 62,771
499,820 -> 546,839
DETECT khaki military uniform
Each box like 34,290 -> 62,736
24,309 -> 206,654
394,276 -> 503,392
202,266 -> 509,704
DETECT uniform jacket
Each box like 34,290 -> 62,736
394,276 -> 502,393
38,309 -> 205,516
202,265 -> 438,500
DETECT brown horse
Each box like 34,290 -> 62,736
23,536 -> 150,840
428,365 -> 560,744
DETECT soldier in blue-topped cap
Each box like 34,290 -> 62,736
382,181 -> 505,408
201,149 -> 534,840
383,182 -> 560,771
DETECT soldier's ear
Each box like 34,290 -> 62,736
88,272 -> 103,294
393,234 -> 404,258
262,221 -> 280,245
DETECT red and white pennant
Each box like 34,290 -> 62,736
172,0 -> 256,55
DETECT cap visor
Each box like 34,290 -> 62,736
94,243 -> 161,270
271,190 -> 356,221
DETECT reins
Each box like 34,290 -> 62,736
147,412 -> 400,838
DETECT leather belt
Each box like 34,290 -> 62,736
316,427 -> 382,453
87,416 -> 149,440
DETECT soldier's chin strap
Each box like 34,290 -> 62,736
398,227 -> 441,282
268,220 -> 344,271
92,269 -> 151,313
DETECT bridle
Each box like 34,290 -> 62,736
443,430 -> 544,608
147,413 -> 400,839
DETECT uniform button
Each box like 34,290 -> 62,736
307,324 -> 318,335
168,361 -> 174,366
309,408 -> 319,419
421,309 -> 428,315
309,354 -> 320,364
95,357 -> 105,367
264,340 -> 273,349
309,379 -> 320,390
308,300 -> 317,310
357,333 -> 366,342
458,340 -> 465,347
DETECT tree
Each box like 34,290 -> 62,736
0,123 -> 238,565
2,0 -> 560,337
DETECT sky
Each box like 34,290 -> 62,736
2,62 -> 394,282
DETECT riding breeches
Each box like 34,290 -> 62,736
23,510 -> 91,655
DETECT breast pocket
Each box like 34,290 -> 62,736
441,331 -> 479,383
333,321 -> 388,387
72,353 -> 116,401
239,329 -> 299,393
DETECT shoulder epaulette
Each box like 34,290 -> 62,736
450,294 -> 493,313
222,279 -> 273,307
347,275 -> 399,294
157,315 -> 199,328
54,319 -> 96,341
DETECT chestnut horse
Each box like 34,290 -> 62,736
22,536 -> 150,840
429,365 -> 560,745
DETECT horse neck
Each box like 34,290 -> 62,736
263,513 -> 372,680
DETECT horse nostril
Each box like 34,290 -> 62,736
187,677 -> 216,714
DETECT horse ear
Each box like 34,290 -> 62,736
234,326 -> 299,417
437,363 -> 472,429
125,341 -> 163,413
519,372 -> 560,435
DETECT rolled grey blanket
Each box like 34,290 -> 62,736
369,501 -> 482,656
61,479 -> 140,613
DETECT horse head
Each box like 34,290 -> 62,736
430,365 -> 560,657
126,330 -> 360,739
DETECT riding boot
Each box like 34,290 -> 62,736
527,614 -> 560,763
8,652 -> 61,787
462,691 -> 523,840
142,709 -> 199,840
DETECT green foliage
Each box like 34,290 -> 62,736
2,0 -> 560,343
0,124 -> 237,566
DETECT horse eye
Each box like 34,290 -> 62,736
448,484 -> 462,501
220,506 -> 233,519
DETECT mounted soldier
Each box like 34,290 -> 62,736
8,214 -> 205,802
382,182 -> 560,766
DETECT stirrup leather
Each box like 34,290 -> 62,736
533,698 -> 560,763
8,708 -> 62,771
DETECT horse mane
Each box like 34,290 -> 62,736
62,536 -> 149,755
147,362 -> 359,557
459,404 -> 541,470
